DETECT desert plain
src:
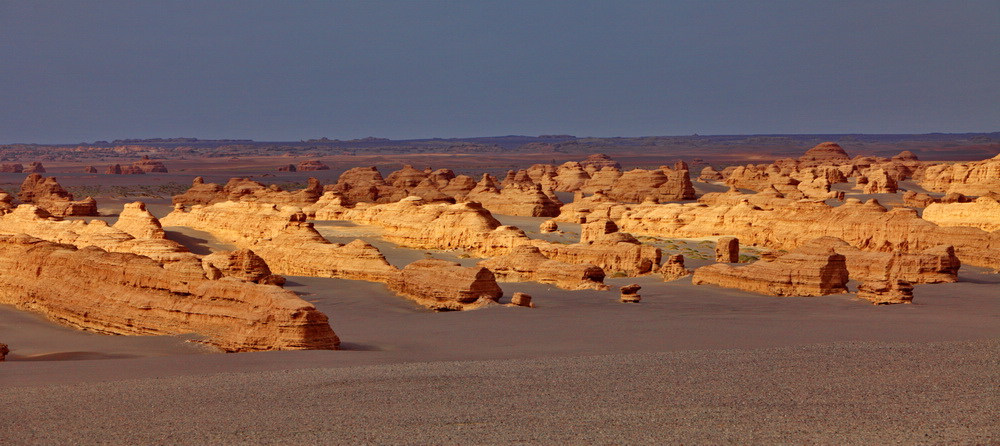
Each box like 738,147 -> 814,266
0,134 -> 997,444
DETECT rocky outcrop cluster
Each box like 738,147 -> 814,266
923,197 -> 1000,232
0,234 -> 338,352
17,174 -> 98,217
918,154 -> 1000,196
202,249 -> 286,285
173,177 -> 324,207
602,197 -> 1000,270
0,163 -> 23,173
692,239 -> 850,297
808,237 -> 960,284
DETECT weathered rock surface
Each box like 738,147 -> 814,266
579,153 -> 621,172
918,154 -> 1000,196
620,284 -> 641,303
510,292 -> 533,307
162,201 -> 399,283
601,166 -> 695,203
0,234 -> 338,352
387,259 -> 503,311
298,160 -> 330,171
0,343 -> 7,361
692,239 -> 849,297
857,280 -> 914,305
799,142 -> 851,166
903,190 -> 936,208
698,166 -> 724,182
923,197 -> 1000,232
862,168 -> 898,194
202,249 -> 286,285
478,245 -> 608,290
133,156 -> 168,173
0,163 -> 23,173
715,237 -> 739,263
809,237 -> 959,284
660,254 -> 691,282
18,174 -> 98,217
25,162 -> 46,173
465,174 -> 562,217
114,202 -> 166,239
608,198 -> 1000,270
173,177 -> 323,207
540,219 -> 558,233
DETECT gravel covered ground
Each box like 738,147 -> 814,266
3,339 -> 997,444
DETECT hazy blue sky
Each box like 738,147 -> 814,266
1,1 -> 997,143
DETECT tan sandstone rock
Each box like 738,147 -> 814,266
857,280 -> 914,305
18,174 -> 98,217
691,239 -> 849,297
619,284 -> 641,303
478,245 -> 608,290
923,197 -> 1000,232
387,259 -> 504,311
660,254 -> 691,282
0,234 -> 338,352
715,237 -> 739,263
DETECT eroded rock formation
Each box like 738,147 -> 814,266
715,237 -> 739,263
478,245 -> 608,290
918,154 -> 1000,196
857,280 -> 914,305
619,284 -> 641,303
923,197 -> 1000,232
660,254 -> 691,282
691,239 -> 849,297
0,234 -> 338,352
387,259 -> 503,311
18,174 -> 98,217
173,177 -> 324,207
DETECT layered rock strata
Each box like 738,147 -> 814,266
478,245 -> 609,290
715,237 -> 739,263
387,259 -> 503,311
0,234 -> 338,352
691,240 -> 850,297
923,198 -> 1000,232
18,174 -> 98,217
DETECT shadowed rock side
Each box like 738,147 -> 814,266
17,174 -> 98,217
114,202 -> 166,239
918,153 -> 1000,196
0,343 -> 7,361
478,245 -> 609,291
0,234 -> 338,352
202,249 -> 286,286
923,197 -> 1000,232
173,177 -> 324,207
692,239 -> 850,297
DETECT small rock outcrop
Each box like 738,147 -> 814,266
619,284 -> 641,303
202,249 -> 286,286
510,292 -> 533,307
692,240 -> 849,297
540,219 -> 558,233
660,254 -> 691,281
715,237 -> 739,263
0,343 -> 7,361
298,160 -> 330,171
857,280 -> 914,305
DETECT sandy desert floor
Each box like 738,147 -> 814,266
1,199 -> 998,444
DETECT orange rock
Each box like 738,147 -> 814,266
692,239 -> 849,297
539,219 -> 558,233
809,236 -> 960,284
660,254 -> 691,281
923,197 -> 1000,232
17,174 -> 98,217
114,202 -> 166,239
0,234 -> 338,352
918,154 -> 1000,196
297,160 -> 330,171
387,259 -> 503,311
857,280 -> 914,305
478,245 -> 608,290
715,237 -> 739,263
133,155 -> 168,173
619,284 -> 641,303
202,249 -> 286,285
173,177 -> 324,207
510,292 -> 534,307
903,190 -> 936,208
0,343 -> 7,361
698,166 -> 724,182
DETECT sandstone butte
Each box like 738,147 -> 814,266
387,259 -> 503,311
0,234 -> 338,352
923,197 -> 1000,233
578,196 -> 1000,270
698,166 -> 724,182
464,173 -> 563,217
173,176 -> 324,207
17,174 -> 98,217
107,164 -> 145,175
297,159 -> 330,171
309,194 -> 661,276
161,201 -> 507,310
918,153 -> 1000,196
692,238 -> 850,297
132,155 -> 169,173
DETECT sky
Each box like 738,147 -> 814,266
1,1 -> 997,144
